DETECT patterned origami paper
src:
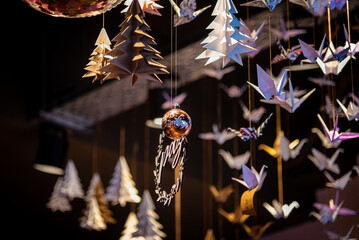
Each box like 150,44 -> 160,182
218,149 -> 250,170
161,91 -> 187,110
263,199 -> 299,219
198,124 -> 236,145
270,17 -> 307,42
271,39 -> 302,64
169,0 -> 211,27
316,41 -> 350,75
218,206 -> 249,224
100,0 -> 169,86
232,164 -> 267,191
298,34 -> 326,64
317,114 -> 359,142
239,100 -> 267,123
324,170 -> 352,190
327,0 -> 348,10
219,82 -> 247,98
209,184 -> 233,203
122,0 -> 163,16
261,79 -> 316,113
240,0 -> 282,12
307,148 -> 343,174
307,76 -> 336,87
324,224 -> 356,240
196,0 -> 255,67
289,0 -> 331,13
227,113 -> 273,141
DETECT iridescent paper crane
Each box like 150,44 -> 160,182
240,0 -> 282,12
263,199 -> 300,219
169,0 -> 211,27
239,18 -> 266,58
337,94 -> 359,121
317,114 -> 359,142
316,41 -> 350,75
289,0 -> 331,13
298,34 -> 326,64
311,127 -> 343,149
327,0 -> 348,11
232,164 -> 267,191
270,17 -> 307,42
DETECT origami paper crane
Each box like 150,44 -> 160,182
232,164 -> 267,191
122,0 -> 163,15
316,41 -> 350,75
307,76 -> 336,87
298,34 -> 326,64
241,221 -> 273,240
240,0 -> 282,12
263,199 -> 300,219
239,100 -> 267,124
169,0 -> 211,27
324,170 -> 352,190
310,191 -> 356,224
218,206 -> 249,224
317,114 -> 359,142
209,184 -> 233,203
321,95 -> 345,119
198,124 -> 236,145
270,17 -> 307,42
218,149 -> 250,170
248,64 -> 287,101
311,127 -> 343,149
324,224 -> 356,240
239,18 -> 266,58
336,98 -> 359,121
219,82 -> 247,98
290,0 -> 331,13
271,38 -> 302,64
261,79 -> 316,113
160,91 -> 187,110
307,148 -> 343,174
201,65 -> 236,81
227,113 -> 273,141
327,0 -> 348,10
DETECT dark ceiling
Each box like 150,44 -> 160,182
2,1 -> 359,240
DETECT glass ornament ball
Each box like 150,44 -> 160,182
162,107 -> 192,140
21,0 -> 124,18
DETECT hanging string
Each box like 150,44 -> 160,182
170,3 -> 174,106
327,8 -> 336,127
347,1 -> 355,103
92,126 -> 99,174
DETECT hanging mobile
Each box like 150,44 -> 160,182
153,104 -> 191,206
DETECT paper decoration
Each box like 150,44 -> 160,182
239,18 -> 265,58
271,18 -> 307,42
209,184 -> 233,203
240,0 -> 282,11
241,221 -> 273,240
60,159 -> 84,200
249,64 -> 287,101
204,229 -> 216,240
218,206 -> 249,224
79,197 -> 107,231
169,0 -> 211,27
342,25 -> 359,59
153,132 -> 188,205
289,0 -> 331,13
324,170 -> 352,190
316,41 -> 350,75
201,64 -> 237,80
239,100 -> 267,123
317,114 -> 359,142
232,164 -> 267,191
307,148 -> 343,174
219,82 -> 248,98
46,177 -> 72,212
82,28 -> 112,84
198,124 -> 236,145
100,0 -> 169,86
271,38 -> 302,64
311,127 -> 343,149
337,98 -> 359,121
261,79 -> 316,113
263,199 -> 299,219
307,76 -> 336,87
324,225 -> 356,240
132,190 -> 167,239
310,191 -> 356,224
105,156 -> 141,207
298,34 -> 326,64
122,0 -> 164,16
322,95 -> 345,119
227,113 -> 273,141
327,0 -> 348,10
259,130 -> 308,161
120,212 -> 138,240
218,149 -> 250,170
161,91 -> 187,110
196,0 -> 255,67
241,186 -> 259,216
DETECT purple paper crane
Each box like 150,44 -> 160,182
317,114 -> 359,142
310,191 -> 356,224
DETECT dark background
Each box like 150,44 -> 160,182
1,1 -> 359,239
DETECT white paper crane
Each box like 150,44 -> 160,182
198,124 -> 236,145
218,149 -> 250,170
263,199 -> 300,219
307,148 -> 343,174
324,170 -> 352,190
232,164 -> 267,191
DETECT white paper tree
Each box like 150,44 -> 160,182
132,190 -> 166,240
105,156 -> 141,207
46,177 -> 72,212
60,159 -> 84,200
120,212 -> 139,240
196,0 -> 255,67
79,197 -> 107,231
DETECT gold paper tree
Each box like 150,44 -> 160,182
100,0 -> 168,86
83,28 -> 112,84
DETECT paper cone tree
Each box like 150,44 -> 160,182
196,0 -> 255,67
132,190 -> 166,239
119,212 -> 139,240
100,0 -> 168,86
105,156 -> 141,207
82,28 -> 113,84
60,159 -> 84,200
46,177 -> 72,212
79,197 -> 107,231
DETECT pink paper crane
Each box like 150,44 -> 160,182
317,114 -> 359,143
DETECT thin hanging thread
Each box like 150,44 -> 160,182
92,125 -> 101,174
170,4 -> 173,106
102,13 -> 105,28
347,1 -> 355,103
327,8 -> 336,127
